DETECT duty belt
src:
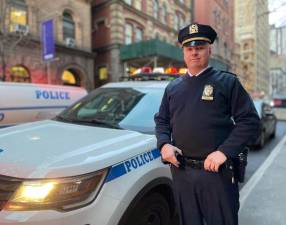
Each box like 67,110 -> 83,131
184,158 -> 205,169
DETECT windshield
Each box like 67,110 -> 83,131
58,87 -> 164,134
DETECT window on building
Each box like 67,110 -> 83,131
135,27 -> 143,42
155,33 -> 160,40
161,4 -> 167,24
124,0 -> 132,5
174,14 -> 179,30
62,70 -> 78,86
153,0 -> 159,19
9,0 -> 28,32
10,65 -> 30,83
63,11 -> 75,41
134,0 -> 142,10
179,14 -> 185,28
243,43 -> 249,50
125,23 -> 133,44
98,66 -> 108,81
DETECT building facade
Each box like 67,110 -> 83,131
270,51 -> 286,96
0,0 -> 94,90
92,0 -> 192,86
270,24 -> 286,57
235,0 -> 270,95
193,0 -> 234,71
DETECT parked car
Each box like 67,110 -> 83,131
0,79 -> 175,225
272,94 -> 286,120
252,99 -> 277,149
0,82 -> 87,128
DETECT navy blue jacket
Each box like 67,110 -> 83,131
154,67 -> 260,158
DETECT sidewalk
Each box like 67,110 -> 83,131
239,134 -> 286,225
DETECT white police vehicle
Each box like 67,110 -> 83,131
0,82 -> 87,128
0,79 -> 177,225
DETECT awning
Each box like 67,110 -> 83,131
120,39 -> 184,64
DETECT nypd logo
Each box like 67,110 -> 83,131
105,149 -> 161,183
35,90 -> 70,100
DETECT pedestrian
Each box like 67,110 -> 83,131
154,23 -> 260,225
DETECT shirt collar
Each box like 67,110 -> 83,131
188,66 -> 210,77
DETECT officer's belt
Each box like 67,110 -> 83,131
184,158 -> 205,169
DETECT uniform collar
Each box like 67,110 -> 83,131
188,66 -> 210,77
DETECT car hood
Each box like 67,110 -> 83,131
0,120 -> 156,179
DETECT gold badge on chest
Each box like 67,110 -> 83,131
202,84 -> 214,100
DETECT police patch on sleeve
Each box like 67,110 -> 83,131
202,84 -> 214,101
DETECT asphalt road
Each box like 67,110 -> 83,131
243,120 -> 286,185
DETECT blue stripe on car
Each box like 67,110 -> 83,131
105,148 -> 161,183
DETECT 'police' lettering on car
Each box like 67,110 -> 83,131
35,90 -> 70,100
124,151 -> 154,172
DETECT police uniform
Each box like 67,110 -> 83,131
154,24 -> 260,225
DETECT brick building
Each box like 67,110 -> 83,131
0,0 -> 94,90
193,0 -> 234,71
92,0 -> 192,86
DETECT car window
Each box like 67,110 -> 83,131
119,89 -> 164,134
59,87 -> 164,134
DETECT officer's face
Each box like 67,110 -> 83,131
183,44 -> 211,72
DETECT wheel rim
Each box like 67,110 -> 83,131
140,209 -> 162,225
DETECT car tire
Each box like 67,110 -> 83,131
123,192 -> 171,225
257,131 -> 265,149
270,129 -> 276,139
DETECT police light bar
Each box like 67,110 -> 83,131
165,67 -> 178,74
121,73 -> 180,81
141,67 -> 152,73
179,68 -> 187,74
153,67 -> 165,73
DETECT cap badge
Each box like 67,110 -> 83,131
189,24 -> 198,34
202,85 -> 214,100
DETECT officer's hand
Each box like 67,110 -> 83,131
204,151 -> 227,172
161,144 -> 182,168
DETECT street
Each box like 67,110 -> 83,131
238,120 -> 286,225
244,120 -> 286,184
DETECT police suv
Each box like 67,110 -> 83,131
0,82 -> 87,128
0,77 -> 177,225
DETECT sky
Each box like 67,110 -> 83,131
269,0 -> 286,26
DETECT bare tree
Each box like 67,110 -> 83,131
0,0 -> 28,81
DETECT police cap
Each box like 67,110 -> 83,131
178,23 -> 217,47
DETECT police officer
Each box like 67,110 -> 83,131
154,23 -> 260,225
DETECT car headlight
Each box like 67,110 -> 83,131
5,169 -> 108,211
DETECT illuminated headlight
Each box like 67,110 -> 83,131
5,169 -> 108,211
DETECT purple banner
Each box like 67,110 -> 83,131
42,19 -> 55,61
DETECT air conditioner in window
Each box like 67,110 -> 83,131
64,37 -> 76,47
14,24 -> 29,35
